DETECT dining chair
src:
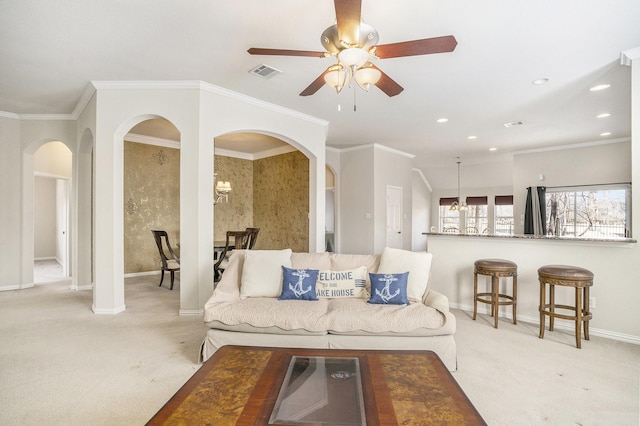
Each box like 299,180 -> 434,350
245,227 -> 260,249
151,230 -> 180,290
214,230 -> 250,282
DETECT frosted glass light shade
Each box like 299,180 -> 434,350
338,47 -> 369,68
354,65 -> 381,91
324,65 -> 348,93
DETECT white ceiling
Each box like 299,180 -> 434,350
2,0 -> 639,171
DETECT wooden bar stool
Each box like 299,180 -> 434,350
473,259 -> 518,328
538,265 -> 594,348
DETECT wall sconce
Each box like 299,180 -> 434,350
214,174 -> 232,204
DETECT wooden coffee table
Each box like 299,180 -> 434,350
147,346 -> 485,425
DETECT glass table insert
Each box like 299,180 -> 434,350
269,356 -> 366,425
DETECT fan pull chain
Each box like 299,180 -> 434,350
353,85 -> 357,112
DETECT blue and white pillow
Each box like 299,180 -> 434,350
278,266 -> 319,301
368,272 -> 410,305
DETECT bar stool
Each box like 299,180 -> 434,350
473,259 -> 518,328
538,265 -> 593,348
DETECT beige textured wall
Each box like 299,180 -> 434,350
123,145 -> 309,273
214,155 -> 254,241
253,151 -> 309,252
123,142 -> 180,273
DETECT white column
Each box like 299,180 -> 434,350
621,47 -> 640,238
92,124 -> 125,314
179,117 -> 214,314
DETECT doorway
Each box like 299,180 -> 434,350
33,141 -> 72,283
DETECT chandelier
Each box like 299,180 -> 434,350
214,173 -> 232,204
450,158 -> 468,211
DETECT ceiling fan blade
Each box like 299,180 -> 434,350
247,48 -> 326,58
334,0 -> 362,46
371,64 -> 404,97
375,35 -> 458,59
299,71 -> 329,96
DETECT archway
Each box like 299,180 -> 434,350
32,142 -> 72,283
214,131 -> 310,251
122,117 -> 181,292
22,138 -> 73,289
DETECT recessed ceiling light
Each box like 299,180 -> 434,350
489,147 -> 497,151
436,118 -> 448,123
590,84 -> 610,92
503,121 -> 524,128
597,113 -> 611,118
467,135 -> 477,140
532,78 -> 549,85
600,132 -> 612,137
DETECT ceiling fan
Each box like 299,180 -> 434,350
247,0 -> 457,97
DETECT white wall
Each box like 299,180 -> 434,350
412,170 -> 431,251
373,146 -> 413,253
339,146 -> 375,254
33,177 -> 56,259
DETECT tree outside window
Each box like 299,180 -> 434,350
546,185 -> 630,238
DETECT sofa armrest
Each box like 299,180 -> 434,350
424,289 -> 449,313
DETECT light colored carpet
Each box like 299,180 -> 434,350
0,276 -> 638,425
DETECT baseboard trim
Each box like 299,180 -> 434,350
92,304 -> 126,315
450,302 -> 640,345
179,309 -> 204,316
124,271 -> 160,278
70,284 -> 93,291
0,283 -> 35,292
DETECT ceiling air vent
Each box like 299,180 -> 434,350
503,121 -> 524,128
249,64 -> 282,80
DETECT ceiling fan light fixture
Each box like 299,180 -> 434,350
354,63 -> 381,91
338,47 -> 370,69
324,64 -> 349,93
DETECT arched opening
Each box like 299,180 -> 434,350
325,165 -> 337,252
214,131 -> 310,251
123,118 -> 181,290
32,141 -> 72,283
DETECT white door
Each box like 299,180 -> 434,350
386,186 -> 403,248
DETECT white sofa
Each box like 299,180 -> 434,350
201,248 -> 457,370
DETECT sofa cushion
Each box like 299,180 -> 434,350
316,267 -> 368,299
325,298 -> 445,333
240,249 -> 292,299
291,252 -> 332,270
368,272 -> 409,305
278,266 -> 319,301
377,248 -> 432,303
204,297 -> 330,333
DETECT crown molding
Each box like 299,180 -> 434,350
412,168 -> 432,192
620,46 -> 640,66
337,143 -> 415,159
251,144 -> 297,160
125,133 -> 180,149
125,132 -> 295,160
513,137 -> 630,156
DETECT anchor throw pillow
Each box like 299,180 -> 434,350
368,272 -> 410,305
278,266 -> 319,301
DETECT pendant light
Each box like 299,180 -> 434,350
450,158 -> 468,211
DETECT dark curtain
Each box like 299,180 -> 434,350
524,186 -> 546,235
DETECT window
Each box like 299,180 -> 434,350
545,184 -> 631,238
494,195 -> 514,235
465,196 -> 488,233
439,197 -> 459,232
